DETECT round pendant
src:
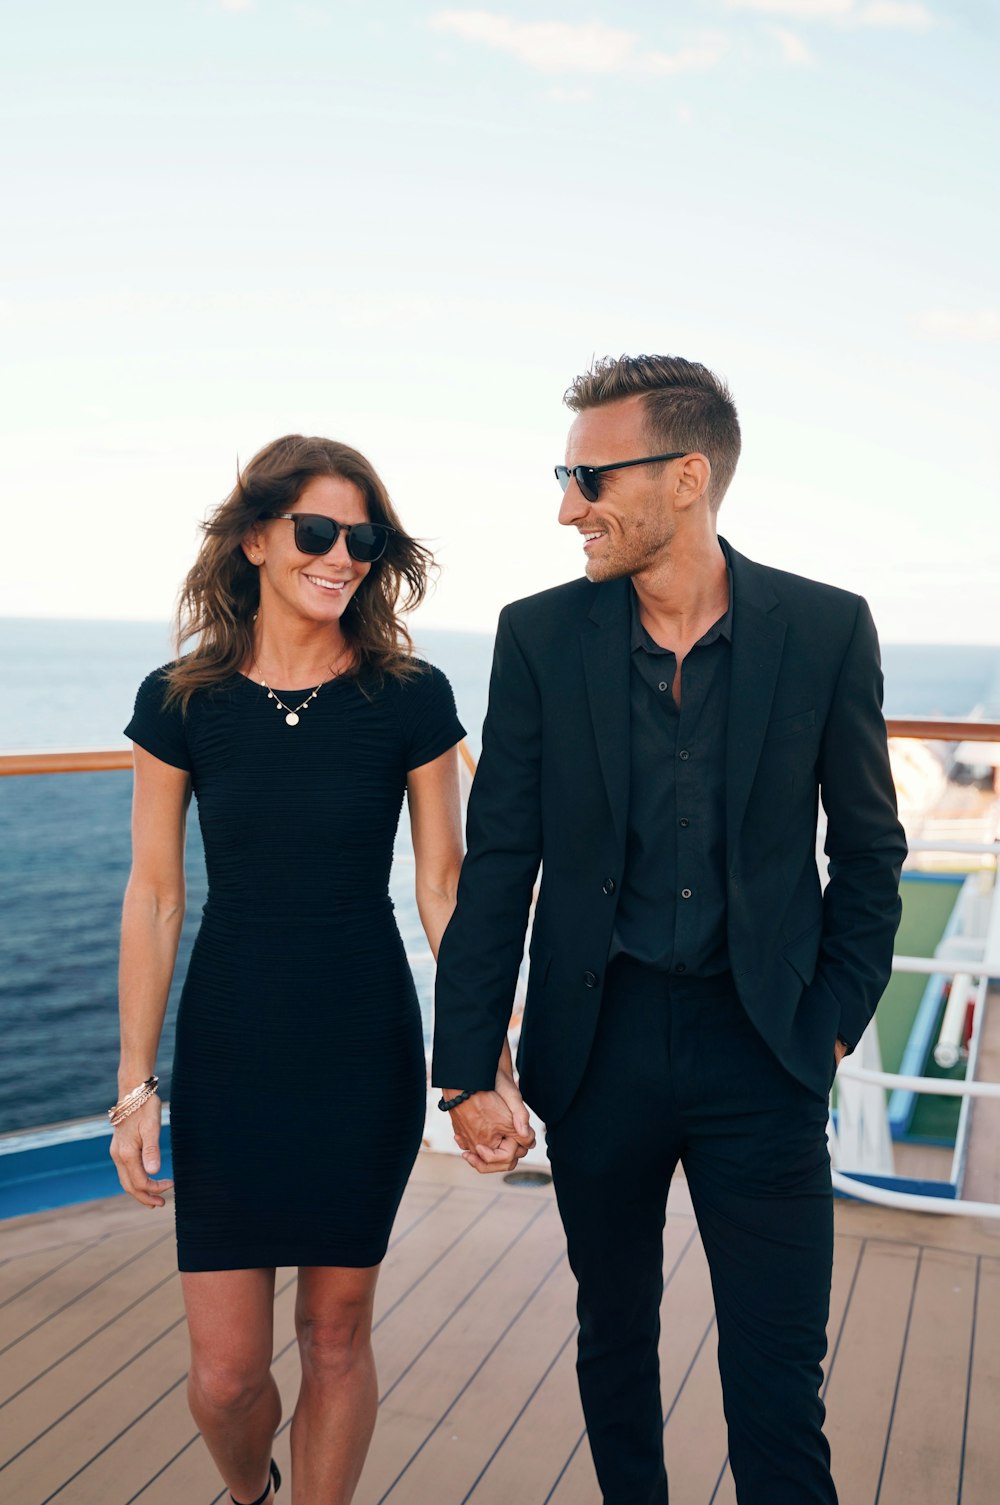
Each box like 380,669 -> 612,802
285,712 -> 300,727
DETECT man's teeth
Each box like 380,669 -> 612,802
306,576 -> 346,591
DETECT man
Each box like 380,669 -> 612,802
432,355 -> 906,1504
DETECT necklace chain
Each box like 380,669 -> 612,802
253,652 -> 350,727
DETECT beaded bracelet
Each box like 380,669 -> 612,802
108,1076 -> 159,1127
437,1088 -> 476,1112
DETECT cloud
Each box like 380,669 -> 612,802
854,2 -> 934,25
770,25 -> 815,61
915,309 -> 1000,342
427,12 -> 727,76
727,0 -> 934,24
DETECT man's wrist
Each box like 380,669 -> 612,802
438,1088 -> 476,1112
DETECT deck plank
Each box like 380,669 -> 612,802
3,1160 -> 1000,1505
878,1247 -> 977,1504
0,1228 -> 172,1382
959,1254 -> 1000,1505
824,1239 -> 921,1503
356,1203 -> 567,1502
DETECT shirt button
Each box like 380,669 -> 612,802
674,963 -> 687,974
679,818 -> 690,828
679,749 -> 690,760
681,888 -> 693,899
602,878 -> 616,894
583,970 -> 599,988
658,681 -> 669,692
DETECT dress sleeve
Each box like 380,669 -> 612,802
124,667 -> 192,772
400,663 -> 466,772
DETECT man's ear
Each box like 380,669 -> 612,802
672,453 -> 712,512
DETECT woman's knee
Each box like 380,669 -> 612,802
296,1303 -> 373,1382
189,1356 -> 272,1416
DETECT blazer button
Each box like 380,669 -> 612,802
602,878 -> 616,894
583,970 -> 598,988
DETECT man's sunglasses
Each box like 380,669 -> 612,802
262,512 -> 393,563
554,451 -> 688,505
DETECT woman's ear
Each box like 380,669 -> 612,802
241,528 -> 264,566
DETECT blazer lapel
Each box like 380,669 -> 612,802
724,544 -> 786,859
582,579 -> 631,850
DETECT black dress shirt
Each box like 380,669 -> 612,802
611,571 -> 733,975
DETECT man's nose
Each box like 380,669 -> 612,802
558,480 -> 589,527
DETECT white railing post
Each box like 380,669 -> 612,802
831,1020 -> 895,1175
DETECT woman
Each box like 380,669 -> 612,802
110,435 -> 532,1505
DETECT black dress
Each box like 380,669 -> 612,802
125,662 -> 465,1272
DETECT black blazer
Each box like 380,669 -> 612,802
433,542 -> 907,1124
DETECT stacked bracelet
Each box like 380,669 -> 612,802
437,1088 -> 476,1112
108,1076 -> 159,1127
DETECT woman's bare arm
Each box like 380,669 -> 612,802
111,744 -> 191,1208
406,746 -> 464,961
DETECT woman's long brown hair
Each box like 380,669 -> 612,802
165,435 -> 433,711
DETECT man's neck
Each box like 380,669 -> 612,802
631,538 -> 729,657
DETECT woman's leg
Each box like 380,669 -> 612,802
182,1268 -> 281,1503
290,1264 -> 382,1505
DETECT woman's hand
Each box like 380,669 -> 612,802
110,1096 -> 174,1208
456,1065 -> 537,1174
494,1066 -> 534,1147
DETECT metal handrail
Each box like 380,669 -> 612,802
835,1063 -> 1000,1098
1,714 -> 998,779
885,717 -> 1000,740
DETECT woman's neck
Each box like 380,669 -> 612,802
248,619 -> 353,689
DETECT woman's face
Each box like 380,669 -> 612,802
245,474 -> 373,627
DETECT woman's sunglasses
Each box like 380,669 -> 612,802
262,512 -> 393,563
554,451 -> 688,505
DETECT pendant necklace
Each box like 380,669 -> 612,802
254,651 -> 350,728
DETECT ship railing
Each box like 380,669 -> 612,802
832,716 -> 1000,1216
3,717 -> 1000,1202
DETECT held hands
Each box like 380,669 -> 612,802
448,1067 -> 536,1175
110,1097 -> 174,1208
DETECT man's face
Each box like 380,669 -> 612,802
558,394 -> 678,583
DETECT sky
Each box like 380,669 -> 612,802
1,0 -> 997,643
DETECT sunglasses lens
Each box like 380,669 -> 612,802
347,524 -> 389,563
576,467 -> 599,503
292,515 -> 338,554
555,466 -> 599,502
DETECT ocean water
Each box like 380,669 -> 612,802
1,617 -> 999,1137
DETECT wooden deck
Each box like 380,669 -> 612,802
2,1153 -> 999,1505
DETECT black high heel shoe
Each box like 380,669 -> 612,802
231,1458 -> 280,1505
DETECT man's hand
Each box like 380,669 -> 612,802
445,1085 -> 536,1175
834,1038 -> 849,1068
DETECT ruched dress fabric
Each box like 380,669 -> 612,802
125,662 -> 465,1272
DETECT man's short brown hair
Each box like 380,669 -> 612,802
564,355 -> 741,511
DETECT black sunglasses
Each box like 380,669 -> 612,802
554,452 -> 688,504
263,512 -> 393,563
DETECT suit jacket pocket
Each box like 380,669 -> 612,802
782,918 -> 822,986
765,709 -> 816,740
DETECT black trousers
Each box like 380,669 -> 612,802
545,957 -> 838,1505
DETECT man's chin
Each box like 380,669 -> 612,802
584,556 -> 628,584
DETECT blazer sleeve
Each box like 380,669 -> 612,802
807,596 -> 908,1049
432,605 -> 543,1091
